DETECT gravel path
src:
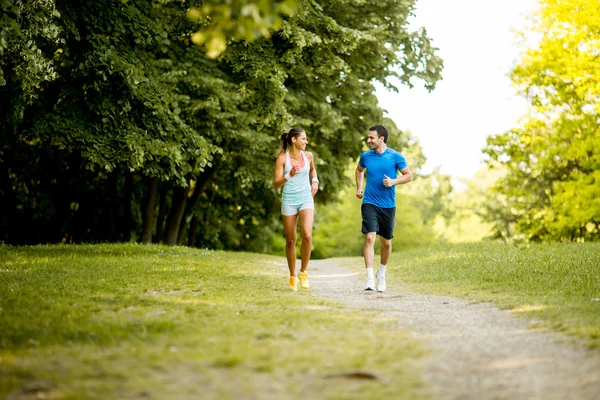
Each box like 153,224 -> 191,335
296,258 -> 600,400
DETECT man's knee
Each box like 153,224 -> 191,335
380,238 -> 392,251
365,232 -> 376,245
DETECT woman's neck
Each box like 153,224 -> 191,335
289,148 -> 302,158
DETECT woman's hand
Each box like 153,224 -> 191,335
311,181 -> 319,197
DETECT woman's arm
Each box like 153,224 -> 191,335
274,154 -> 301,189
308,152 -> 319,197
273,155 -> 287,189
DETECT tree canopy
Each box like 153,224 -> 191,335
1,0 -> 443,248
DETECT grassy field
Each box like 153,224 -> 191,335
339,242 -> 600,348
0,244 -> 424,400
2,242 -> 599,399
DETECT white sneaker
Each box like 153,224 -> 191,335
365,277 -> 375,291
376,271 -> 386,292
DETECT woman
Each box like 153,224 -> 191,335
273,128 -> 319,291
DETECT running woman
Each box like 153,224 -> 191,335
273,128 -> 319,291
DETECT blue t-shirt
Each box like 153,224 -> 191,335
359,148 -> 407,208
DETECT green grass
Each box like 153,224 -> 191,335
0,244 -> 424,400
339,242 -> 600,348
3,242 -> 599,399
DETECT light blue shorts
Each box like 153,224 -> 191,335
281,199 -> 314,216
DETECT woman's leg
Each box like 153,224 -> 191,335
298,208 -> 314,273
282,214 -> 299,276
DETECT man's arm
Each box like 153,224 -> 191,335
396,166 -> 412,184
383,166 -> 412,187
355,163 -> 365,198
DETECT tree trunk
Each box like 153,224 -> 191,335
107,171 -> 119,241
122,173 -> 134,242
504,221 -> 511,240
142,177 -> 159,244
164,185 -> 188,246
187,215 -> 199,247
176,167 -> 215,245
155,183 -> 169,243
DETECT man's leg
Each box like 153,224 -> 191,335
379,236 -> 392,265
375,206 -> 395,292
364,232 -> 376,290
377,237 -> 392,292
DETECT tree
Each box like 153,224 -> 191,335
483,0 -> 600,242
1,0 -> 219,243
0,0 -> 444,248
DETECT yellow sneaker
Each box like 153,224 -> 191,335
298,271 -> 309,289
289,276 -> 299,291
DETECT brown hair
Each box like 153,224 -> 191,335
277,128 -> 305,156
369,124 -> 388,143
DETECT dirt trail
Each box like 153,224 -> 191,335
293,258 -> 600,400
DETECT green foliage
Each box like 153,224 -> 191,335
437,167 -> 499,243
0,243 -> 423,399
2,0 -> 219,182
186,0 -> 298,57
483,0 -> 600,242
404,167 -> 453,225
0,0 -> 443,248
312,184 -> 365,258
0,0 -> 61,93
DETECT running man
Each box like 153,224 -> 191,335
355,125 -> 412,292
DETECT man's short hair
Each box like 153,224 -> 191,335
369,125 -> 388,143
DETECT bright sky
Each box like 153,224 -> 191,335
375,0 -> 538,180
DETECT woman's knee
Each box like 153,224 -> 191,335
301,231 -> 312,244
285,236 -> 297,248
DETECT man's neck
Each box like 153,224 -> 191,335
375,144 -> 387,154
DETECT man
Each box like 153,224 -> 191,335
355,125 -> 412,292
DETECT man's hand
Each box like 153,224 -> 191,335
355,164 -> 365,199
383,175 -> 395,187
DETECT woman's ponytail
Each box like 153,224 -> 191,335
277,131 -> 288,156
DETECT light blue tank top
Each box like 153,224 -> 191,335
282,151 -> 312,205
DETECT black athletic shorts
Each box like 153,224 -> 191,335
361,203 -> 396,240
